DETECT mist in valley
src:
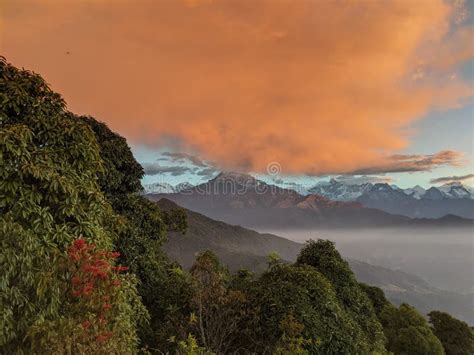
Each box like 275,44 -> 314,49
262,227 -> 474,294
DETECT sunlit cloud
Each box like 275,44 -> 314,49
2,0 -> 473,174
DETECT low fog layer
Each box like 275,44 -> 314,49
262,227 -> 474,294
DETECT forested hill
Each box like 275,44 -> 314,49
2,57 -> 474,354
159,198 -> 474,325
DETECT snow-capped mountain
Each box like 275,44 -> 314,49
144,182 -> 195,194
402,185 -> 426,199
306,179 -> 473,218
308,179 -> 472,201
437,182 -> 472,199
143,182 -> 176,194
357,183 -> 474,219
307,179 -> 373,201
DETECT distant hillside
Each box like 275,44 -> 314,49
148,172 -> 473,230
158,198 -> 301,271
157,198 -> 474,324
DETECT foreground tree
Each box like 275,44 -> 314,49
77,115 -> 189,350
429,311 -> 474,355
0,57 -> 144,352
296,239 -> 387,353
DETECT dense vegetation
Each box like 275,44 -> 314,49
1,57 -> 472,354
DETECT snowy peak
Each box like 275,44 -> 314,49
308,179 -> 373,201
437,182 -> 472,199
403,185 -> 426,199
143,182 -> 194,194
143,182 -> 176,194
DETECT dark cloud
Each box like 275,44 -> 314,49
350,150 -> 464,174
430,173 -> 474,184
142,163 -> 194,176
161,152 -> 208,167
196,167 -> 220,179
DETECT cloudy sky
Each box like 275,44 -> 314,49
2,0 -> 473,188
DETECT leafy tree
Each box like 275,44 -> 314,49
296,239 -> 386,353
274,314 -> 310,355
248,263 -> 370,354
429,310 -> 474,355
360,283 -> 390,316
188,251 -> 252,354
78,115 -> 144,196
0,57 -> 144,352
380,304 -> 444,355
77,115 -> 189,350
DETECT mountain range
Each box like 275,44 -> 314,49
146,172 -> 473,229
308,179 -> 474,218
308,179 -> 473,201
157,198 -> 474,324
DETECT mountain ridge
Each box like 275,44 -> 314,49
146,173 -> 474,228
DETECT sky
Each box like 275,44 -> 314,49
1,0 -> 473,189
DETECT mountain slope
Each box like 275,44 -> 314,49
158,198 -> 301,271
157,198 -> 474,324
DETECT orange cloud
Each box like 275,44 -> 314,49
1,0 -> 472,174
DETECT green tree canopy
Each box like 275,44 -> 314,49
0,57 -> 144,352
77,114 -> 189,350
360,283 -> 390,316
248,263 -> 370,354
429,310 -> 474,355
296,239 -> 386,352
380,304 -> 444,355
77,115 -> 144,196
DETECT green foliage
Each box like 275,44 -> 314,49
360,283 -> 390,316
170,334 -> 213,355
188,251 -> 252,354
77,115 -> 144,196
78,115 -> 190,350
380,304 -> 444,355
296,239 -> 387,353
248,262 -> 368,354
429,310 -> 474,355
0,57 -> 144,352
273,315 -> 310,355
